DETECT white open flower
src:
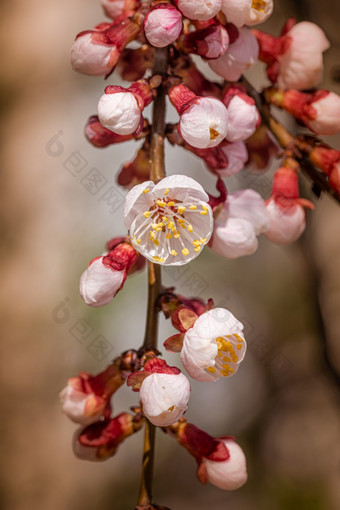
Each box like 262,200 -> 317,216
140,372 -> 190,427
97,91 -> 141,135
181,308 -> 246,382
203,438 -> 248,490
179,97 -> 229,149
124,175 -> 213,265
221,0 -> 273,27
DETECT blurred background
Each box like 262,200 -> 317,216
1,0 -> 340,509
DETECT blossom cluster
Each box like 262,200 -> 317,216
61,0 -> 340,505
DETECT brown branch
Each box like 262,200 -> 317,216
241,76 -> 340,204
137,46 -> 168,508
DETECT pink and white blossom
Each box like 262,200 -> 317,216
211,189 -> 269,258
302,92 -> 340,136
264,166 -> 314,245
98,91 -> 142,135
179,98 -> 229,149
71,19 -> 139,76
181,308 -> 246,382
60,378 -> 106,426
264,199 -> 307,245
223,94 -> 259,142
144,4 -> 183,48
175,0 -> 222,21
183,24 -> 229,60
80,257 -> 125,307
140,371 -> 190,426
208,27 -> 259,81
277,22 -> 330,90
101,0 -> 139,20
214,141 -> 248,177
202,438 -> 248,490
124,175 -> 213,265
221,0 -> 273,27
71,32 -> 120,76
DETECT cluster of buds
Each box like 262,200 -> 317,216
63,0 -> 340,506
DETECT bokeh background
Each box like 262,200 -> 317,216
1,1 -> 340,509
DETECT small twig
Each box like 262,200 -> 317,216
241,76 -> 340,204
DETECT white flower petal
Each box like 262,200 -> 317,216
140,372 -> 190,426
80,258 -> 125,307
203,439 -> 248,490
211,217 -> 258,259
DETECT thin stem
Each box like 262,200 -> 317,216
137,46 -> 168,508
241,76 -> 340,204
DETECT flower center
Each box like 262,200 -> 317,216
251,0 -> 267,12
206,334 -> 245,377
130,189 -> 211,265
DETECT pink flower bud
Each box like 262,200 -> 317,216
175,0 -> 222,21
80,257 -> 126,307
211,189 -> 268,258
128,359 -> 191,426
80,241 -> 140,306
264,167 -> 314,245
144,4 -> 183,48
169,86 -> 229,149
254,21 -> 330,89
71,32 -> 120,76
71,19 -> 140,76
221,0 -> 273,27
202,438 -> 248,490
278,22 -> 330,90
98,80 -> 152,135
101,0 -> 140,20
73,412 -> 144,461
302,92 -> 340,136
181,308 -> 246,382
214,141 -> 248,176
164,420 -> 247,490
59,364 -> 125,425
273,89 -> 340,136
85,115 -> 136,147
182,24 -> 229,60
209,27 -> 259,81
223,90 -> 259,142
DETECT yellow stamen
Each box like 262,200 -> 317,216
143,211 -> 151,218
167,201 -> 175,207
206,366 -> 216,374
153,256 -> 165,263
200,210 -> 208,215
157,200 -> 166,207
167,221 -> 175,230
252,0 -> 266,12
174,231 -> 180,239
182,248 -> 189,256
187,224 -> 193,232
177,206 -> 186,214
142,188 -> 150,194
166,233 -> 173,239
209,127 -> 219,140
164,188 -> 169,195
194,246 -> 201,252
171,249 -> 177,256
200,237 -> 207,244
189,205 -> 197,210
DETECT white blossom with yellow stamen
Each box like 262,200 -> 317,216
181,308 -> 246,382
124,175 -> 213,265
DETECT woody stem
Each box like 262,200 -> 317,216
137,46 -> 168,508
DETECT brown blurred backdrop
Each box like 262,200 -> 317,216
0,1 -> 340,509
